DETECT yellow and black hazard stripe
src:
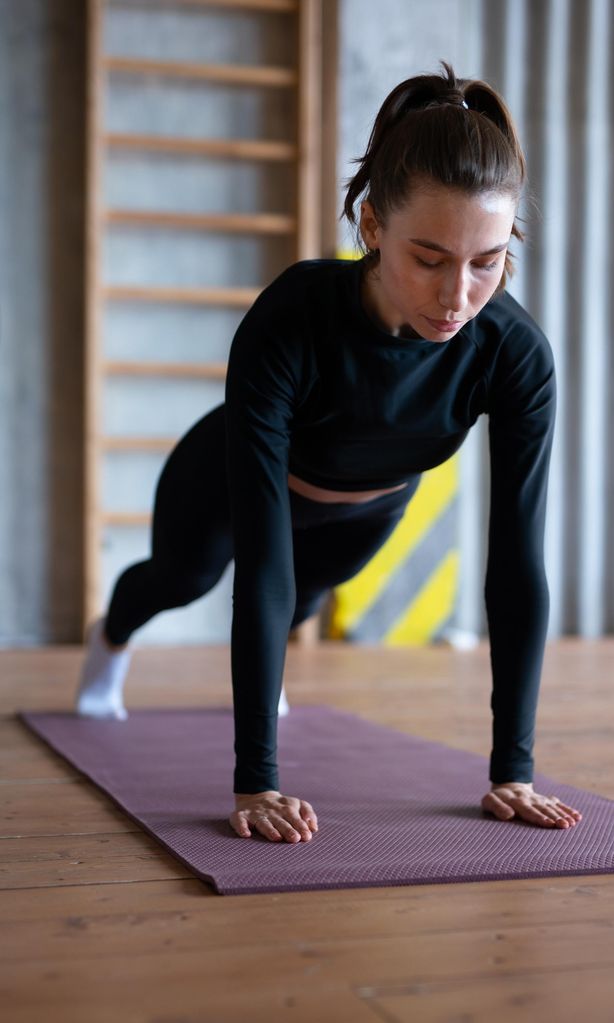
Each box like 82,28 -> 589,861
326,455 -> 459,645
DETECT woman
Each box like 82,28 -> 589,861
76,61 -> 583,842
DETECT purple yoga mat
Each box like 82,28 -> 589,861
18,705 -> 614,896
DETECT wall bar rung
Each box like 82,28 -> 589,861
108,0 -> 298,12
105,210 -> 296,234
105,56 -> 297,88
103,285 -> 260,306
103,512 -> 152,527
103,437 -> 176,452
104,361 -> 227,378
105,132 -> 297,162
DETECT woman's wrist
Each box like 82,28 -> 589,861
491,780 -> 533,789
234,789 -> 281,800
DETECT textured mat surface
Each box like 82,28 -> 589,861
17,705 -> 614,895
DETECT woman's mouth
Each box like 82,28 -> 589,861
425,317 -> 464,332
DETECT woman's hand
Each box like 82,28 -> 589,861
481,781 -> 582,828
230,790 -> 319,842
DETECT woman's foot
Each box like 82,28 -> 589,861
278,685 -> 290,716
75,616 -> 131,720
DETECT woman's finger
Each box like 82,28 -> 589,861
482,792 -> 515,819
552,800 -> 582,819
251,813 -> 283,841
285,813 -> 313,841
536,803 -> 577,827
516,798 -> 579,827
536,803 -> 567,825
514,800 -> 557,825
544,802 -> 576,825
231,808 -> 282,840
230,809 -> 252,838
267,799 -> 313,840
300,800 -> 318,830
485,791 -> 552,825
527,795 -> 580,826
266,812 -> 303,842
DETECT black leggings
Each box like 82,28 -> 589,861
105,403 -> 421,646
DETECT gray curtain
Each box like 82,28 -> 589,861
458,0 -> 614,638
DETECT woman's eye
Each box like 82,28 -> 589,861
415,257 -> 500,271
416,257 -> 441,269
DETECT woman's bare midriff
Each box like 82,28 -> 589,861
287,471 -> 409,504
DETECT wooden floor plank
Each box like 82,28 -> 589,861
0,777 -> 139,838
3,922 -> 614,1019
0,832 -> 190,889
6,969 -> 614,1023
366,964 -> 614,1023
1,875 -> 613,961
0,718 -> 80,781
1,640 -> 613,1022
0,982 -> 382,1023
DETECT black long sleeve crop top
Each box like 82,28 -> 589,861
224,257 -> 557,794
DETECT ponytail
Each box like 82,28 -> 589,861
342,61 -> 528,291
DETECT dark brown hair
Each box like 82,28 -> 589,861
342,60 -> 528,292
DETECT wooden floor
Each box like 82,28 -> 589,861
2,638 -> 614,1023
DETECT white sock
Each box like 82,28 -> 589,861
75,616 -> 131,720
75,617 -> 288,720
278,685 -> 290,716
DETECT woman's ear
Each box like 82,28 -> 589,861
359,200 -> 380,251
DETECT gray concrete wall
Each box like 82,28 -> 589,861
0,0 -> 482,646
0,0 -> 86,645
338,0 -> 480,252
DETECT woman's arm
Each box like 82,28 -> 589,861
224,305 -> 303,794
484,323 -> 557,785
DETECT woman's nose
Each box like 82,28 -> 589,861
438,270 -> 468,314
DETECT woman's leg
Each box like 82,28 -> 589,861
104,403 -> 232,645
77,404 -> 233,717
289,479 -> 420,629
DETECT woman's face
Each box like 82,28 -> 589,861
359,183 -> 517,341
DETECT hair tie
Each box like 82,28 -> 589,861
461,99 -> 469,109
